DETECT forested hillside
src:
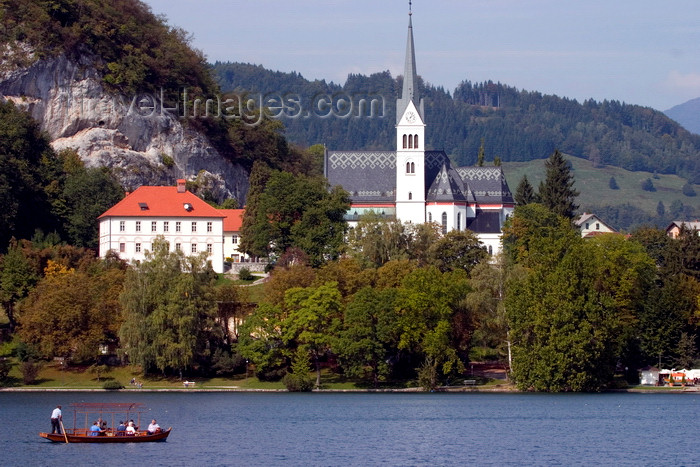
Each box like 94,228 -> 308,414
213,62 -> 700,184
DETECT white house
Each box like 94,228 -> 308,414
666,221 -> 700,239
98,179 -> 226,273
323,9 -> 514,255
574,213 -> 617,238
220,208 -> 246,263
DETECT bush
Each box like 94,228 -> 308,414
283,372 -> 314,392
238,267 -> 254,281
608,177 -> 619,190
161,153 -> 175,168
0,358 -> 11,383
417,359 -> 438,391
103,381 -> 123,390
20,360 -> 40,384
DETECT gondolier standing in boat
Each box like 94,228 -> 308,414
50,405 -> 62,434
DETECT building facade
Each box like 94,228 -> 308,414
324,11 -> 514,254
98,179 -> 226,273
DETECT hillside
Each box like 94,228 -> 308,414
503,155 -> 699,231
0,1 -> 309,205
665,97 -> 700,136
212,62 -> 700,184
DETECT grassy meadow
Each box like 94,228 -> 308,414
503,154 -> 700,217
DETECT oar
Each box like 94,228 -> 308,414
59,420 -> 69,444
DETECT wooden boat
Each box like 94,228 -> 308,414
39,402 -> 171,443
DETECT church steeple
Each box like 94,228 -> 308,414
396,3 -> 424,124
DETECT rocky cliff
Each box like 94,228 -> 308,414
0,50 -> 248,202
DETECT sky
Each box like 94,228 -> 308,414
143,0 -> 700,111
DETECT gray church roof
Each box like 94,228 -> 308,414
427,163 -> 467,202
325,151 -> 396,204
454,166 -> 514,205
325,150 -> 513,206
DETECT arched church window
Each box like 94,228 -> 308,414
408,135 -> 413,149
408,192 -> 412,200
428,212 -> 432,223
403,134 -> 407,149
406,161 -> 411,173
414,134 -> 419,149
457,212 -> 461,231
488,245 -> 493,255
410,162 -> 415,173
441,212 -> 447,234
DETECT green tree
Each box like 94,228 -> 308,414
0,101 -> 60,250
514,175 -> 536,206
428,230 -> 488,273
335,287 -> 400,387
346,213 -> 410,267
641,178 -> 656,192
241,170 -> 349,265
17,257 -> 125,362
506,229 -> 655,391
477,138 -> 485,166
237,302 -> 287,380
239,161 -> 272,257
118,238 -> 220,374
0,241 -> 38,330
59,155 -> 124,248
539,150 -> 579,219
502,204 -> 579,269
283,282 -> 343,388
395,267 -> 470,381
682,183 -> 697,197
609,177 -> 619,190
656,201 -> 666,217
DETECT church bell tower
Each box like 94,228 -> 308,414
395,4 -> 426,224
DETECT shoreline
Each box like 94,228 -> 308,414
2,385 -> 698,393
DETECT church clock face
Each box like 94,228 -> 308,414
406,111 -> 416,123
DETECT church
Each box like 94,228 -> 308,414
324,8 -> 514,255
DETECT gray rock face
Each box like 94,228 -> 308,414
0,51 -> 248,202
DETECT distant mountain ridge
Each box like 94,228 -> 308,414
213,62 -> 700,184
665,97 -> 700,135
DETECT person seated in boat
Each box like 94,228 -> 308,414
126,421 -> 136,436
116,421 -> 126,436
147,419 -> 161,434
90,421 -> 102,436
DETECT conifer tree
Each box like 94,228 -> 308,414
514,175 -> 536,206
539,150 -> 579,219
477,139 -> 485,166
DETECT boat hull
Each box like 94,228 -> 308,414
39,428 -> 171,443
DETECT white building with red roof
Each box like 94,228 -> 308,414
219,208 -> 247,263
98,179 -> 226,272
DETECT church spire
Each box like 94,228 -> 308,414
397,2 -> 424,124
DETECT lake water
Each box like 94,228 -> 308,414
1,391 -> 698,466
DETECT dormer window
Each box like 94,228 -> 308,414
138,202 -> 148,211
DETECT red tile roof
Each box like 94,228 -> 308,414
220,209 -> 244,232
98,186 -> 225,219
